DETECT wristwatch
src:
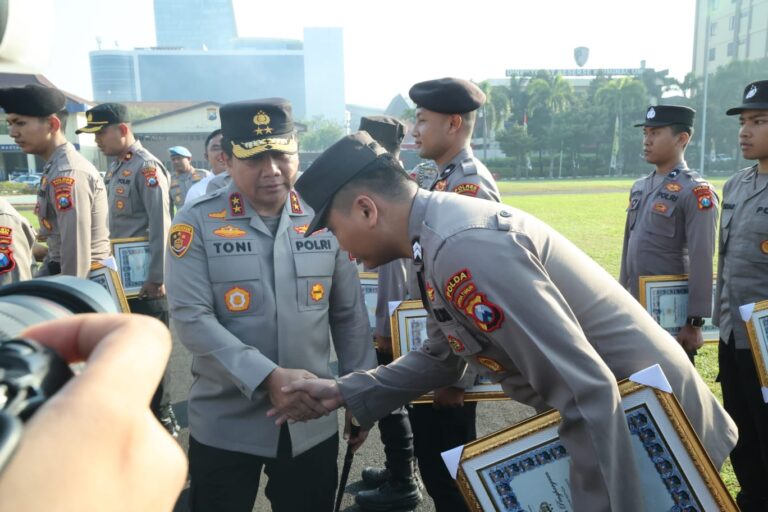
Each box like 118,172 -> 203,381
685,316 -> 705,328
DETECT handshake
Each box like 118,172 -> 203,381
264,367 -> 347,425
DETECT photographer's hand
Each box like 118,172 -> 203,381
0,314 -> 187,512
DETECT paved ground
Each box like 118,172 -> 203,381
166,333 -> 535,512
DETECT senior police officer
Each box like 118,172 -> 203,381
0,198 -> 35,285
165,98 -> 376,512
410,77 -> 500,201
714,80 -> 768,511
277,132 -> 738,512
0,85 -> 111,278
168,145 -> 211,210
620,105 -> 718,359
78,102 -> 177,434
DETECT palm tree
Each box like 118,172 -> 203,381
595,77 -> 648,175
526,74 -> 577,176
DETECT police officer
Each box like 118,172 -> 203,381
165,98 -> 375,512
714,80 -> 768,511
78,102 -> 177,434
186,129 -> 227,202
620,105 -> 718,359
0,84 -> 111,278
283,132 -> 738,511
0,198 -> 35,285
168,145 -> 211,209
410,77 -> 500,201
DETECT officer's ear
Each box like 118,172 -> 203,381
354,194 -> 378,226
118,123 -> 130,137
46,114 -> 61,134
447,113 -> 463,134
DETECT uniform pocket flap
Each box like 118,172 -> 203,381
209,258 -> 262,282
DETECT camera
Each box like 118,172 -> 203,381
0,276 -> 118,472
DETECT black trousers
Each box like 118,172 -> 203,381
189,428 -> 339,512
128,296 -> 172,418
410,401 -> 477,512
375,350 -> 416,480
719,337 -> 768,511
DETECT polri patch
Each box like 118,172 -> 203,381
229,193 -> 245,217
445,268 -> 472,302
224,287 -> 250,312
289,190 -> 303,214
693,185 -> 714,210
52,176 -> 75,211
213,225 -> 247,238
462,292 -> 504,332
453,183 -> 479,196
0,247 -> 15,275
476,355 -> 504,373
169,223 -> 194,258
311,282 -> 325,302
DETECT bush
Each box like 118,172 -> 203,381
0,181 -> 35,195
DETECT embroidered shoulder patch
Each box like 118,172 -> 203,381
0,247 -> 15,275
0,227 -> 11,245
462,292 -> 504,332
445,269 -> 472,301
169,223 -> 194,257
693,185 -> 714,209
452,183 -> 480,196
142,167 -> 159,188
52,176 -> 75,211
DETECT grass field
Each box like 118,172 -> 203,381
10,176 -> 740,497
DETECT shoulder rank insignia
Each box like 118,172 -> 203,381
445,268 -> 472,302
693,185 -> 713,209
229,193 -> 245,217
169,223 -> 194,258
665,183 -> 682,192
0,247 -> 15,275
224,286 -> 250,312
142,167 -> 159,188
452,183 -> 480,197
213,225 -> 247,238
289,190 -> 303,214
463,292 -> 504,332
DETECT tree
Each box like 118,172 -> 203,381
526,74 -> 577,176
298,117 -> 344,152
594,77 -> 648,175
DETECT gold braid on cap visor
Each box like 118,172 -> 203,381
231,136 -> 298,158
76,121 -> 110,133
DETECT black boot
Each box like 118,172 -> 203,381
355,476 -> 423,511
361,466 -> 391,488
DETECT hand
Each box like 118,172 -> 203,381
0,314 -> 187,512
32,242 -> 48,262
374,335 -> 392,354
267,377 -> 345,425
139,281 -> 166,299
676,324 -> 704,354
344,410 -> 368,453
433,386 -> 465,409
263,368 -> 330,423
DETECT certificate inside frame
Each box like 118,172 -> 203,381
390,300 -> 507,404
638,274 -> 719,343
88,261 -> 131,313
359,271 -> 378,335
110,237 -> 151,298
745,299 -> 768,389
456,380 -> 736,512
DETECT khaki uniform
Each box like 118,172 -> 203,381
339,190 -> 737,512
166,183 -> 375,457
0,198 -> 35,285
104,141 -> 171,285
428,147 -> 500,202
170,168 -> 211,209
620,165 -> 719,317
35,142 -> 110,277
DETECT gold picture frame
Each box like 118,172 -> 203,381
88,261 -> 130,313
359,271 -> 378,336
110,237 -> 151,298
744,299 -> 768,389
638,274 -> 719,343
390,300 -> 507,404
456,380 -> 736,511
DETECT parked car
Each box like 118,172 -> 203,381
715,154 -> 734,162
11,174 -> 42,186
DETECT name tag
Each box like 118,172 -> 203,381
207,240 -> 257,255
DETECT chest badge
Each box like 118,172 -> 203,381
310,282 -> 325,302
224,287 -> 251,312
452,183 -> 479,196
665,183 -> 682,192
761,241 -> 768,255
447,335 -> 465,353
433,179 -> 448,192
425,280 -> 435,302
294,224 -> 309,235
213,225 -> 247,238
652,202 -> 668,214
208,209 -> 227,219
476,356 -> 504,373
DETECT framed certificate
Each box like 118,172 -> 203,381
359,271 -> 378,335
457,380 -> 736,511
638,274 -> 719,343
111,237 -> 151,298
390,300 -> 507,403
88,261 -> 131,313
745,299 -> 768,389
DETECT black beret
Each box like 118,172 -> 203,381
359,115 -> 405,152
76,103 -> 130,134
0,84 -> 66,117
726,80 -> 768,115
296,131 -> 405,236
220,98 -> 296,159
409,77 -> 486,114
634,105 -> 695,128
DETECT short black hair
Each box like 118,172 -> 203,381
41,108 -> 68,132
460,110 -> 476,134
670,124 -> 694,149
332,154 -> 416,212
204,129 -> 222,152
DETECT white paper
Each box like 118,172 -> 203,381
629,364 -> 673,393
388,300 -> 402,319
762,387 -> 768,404
739,303 -> 756,322
100,256 -> 118,272
441,445 -> 464,480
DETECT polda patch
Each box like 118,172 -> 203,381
444,269 -> 472,302
452,183 -> 480,196
169,223 -> 194,258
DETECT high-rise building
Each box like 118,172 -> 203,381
154,0 -> 237,50
692,0 -> 768,76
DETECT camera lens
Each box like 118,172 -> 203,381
0,276 -> 119,340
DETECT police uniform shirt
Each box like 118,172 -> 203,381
35,142 -> 111,277
205,171 -> 231,194
104,141 -> 171,284
0,198 -> 35,285
428,147 -> 501,202
170,168 -> 211,209
165,183 -> 375,457
619,164 -> 718,317
185,172 -> 217,203
339,190 -> 737,511
714,165 -> 768,348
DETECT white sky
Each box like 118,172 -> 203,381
45,0 -> 697,108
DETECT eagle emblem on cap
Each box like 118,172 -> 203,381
746,84 -> 758,100
253,111 -> 273,135
647,107 -> 656,119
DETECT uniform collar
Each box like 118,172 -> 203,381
44,142 -> 72,171
740,164 -> 760,182
439,146 -> 472,174
654,161 -> 687,181
407,189 -> 431,247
